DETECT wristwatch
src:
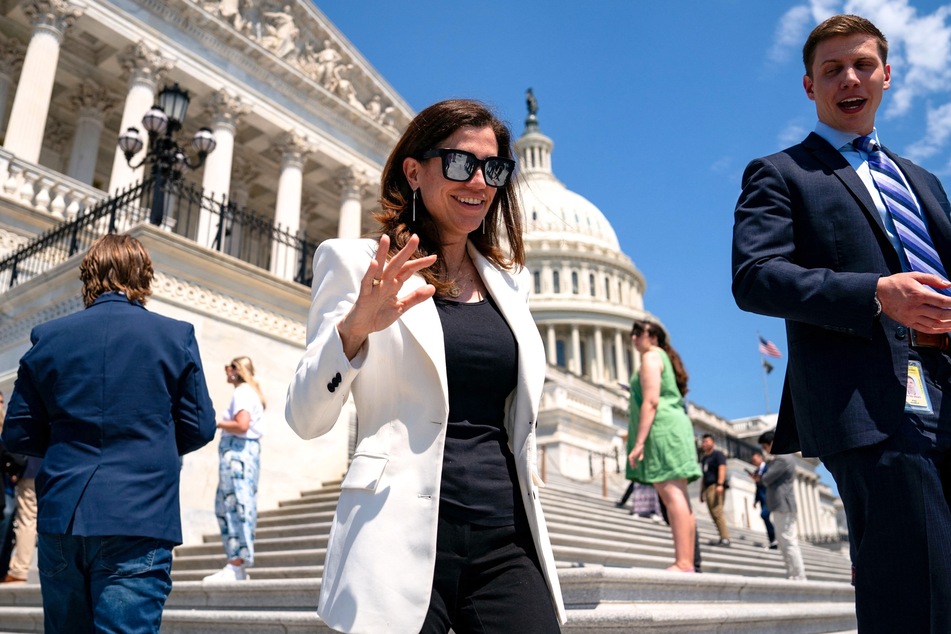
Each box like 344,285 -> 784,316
872,293 -> 882,318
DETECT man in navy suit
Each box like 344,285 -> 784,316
733,14 -> 951,632
2,234 -> 216,634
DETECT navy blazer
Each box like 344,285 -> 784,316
733,133 -> 951,458
1,292 -> 216,543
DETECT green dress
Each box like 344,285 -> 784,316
626,347 -> 702,484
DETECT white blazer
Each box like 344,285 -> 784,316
286,238 -> 566,634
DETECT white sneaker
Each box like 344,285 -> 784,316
202,563 -> 249,582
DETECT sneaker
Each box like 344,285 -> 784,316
202,563 -> 249,583
769,541 -> 779,550
1,574 -> 26,583
716,539 -> 731,547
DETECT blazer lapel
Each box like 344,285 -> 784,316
804,132 -> 889,237
397,273 -> 448,405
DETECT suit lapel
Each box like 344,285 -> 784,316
803,133 -> 889,237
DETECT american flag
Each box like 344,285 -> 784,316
758,336 -> 782,358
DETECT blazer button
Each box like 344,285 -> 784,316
327,382 -> 336,393
895,326 -> 907,340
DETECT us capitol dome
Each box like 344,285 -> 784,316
514,90 -> 655,474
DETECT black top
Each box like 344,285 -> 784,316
701,450 -> 727,488
434,294 -> 521,526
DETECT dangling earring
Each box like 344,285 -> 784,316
412,188 -> 418,223
482,216 -> 486,234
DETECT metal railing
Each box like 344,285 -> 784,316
0,176 -> 319,291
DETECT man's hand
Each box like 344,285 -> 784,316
877,272 -> 951,333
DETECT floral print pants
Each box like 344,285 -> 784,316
214,435 -> 260,567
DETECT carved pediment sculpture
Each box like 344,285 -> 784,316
188,0 -> 406,131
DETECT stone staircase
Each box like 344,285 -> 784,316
0,477 -> 857,633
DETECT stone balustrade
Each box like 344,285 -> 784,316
0,147 -> 107,220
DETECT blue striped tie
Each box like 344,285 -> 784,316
853,135 -> 951,295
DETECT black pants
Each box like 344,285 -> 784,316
420,514 -> 561,634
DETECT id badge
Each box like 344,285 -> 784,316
905,360 -> 935,415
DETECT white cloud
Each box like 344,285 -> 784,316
769,6 -> 814,65
845,0 -> 951,118
905,101 -> 951,161
778,121 -> 811,148
772,1 -> 951,158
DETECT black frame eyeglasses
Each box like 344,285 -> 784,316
420,149 -> 515,187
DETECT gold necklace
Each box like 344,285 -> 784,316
446,250 -> 472,298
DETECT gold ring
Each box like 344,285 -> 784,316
371,278 -> 382,287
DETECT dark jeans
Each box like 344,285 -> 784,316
759,504 -> 776,543
822,348 -> 951,633
420,514 -> 561,634
38,533 -> 174,634
0,490 -> 15,577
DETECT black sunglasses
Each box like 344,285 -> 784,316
420,149 -> 515,187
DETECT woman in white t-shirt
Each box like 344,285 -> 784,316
203,356 -> 265,582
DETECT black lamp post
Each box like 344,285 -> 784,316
117,83 -> 217,226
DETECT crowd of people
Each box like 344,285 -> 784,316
2,11 -> 951,634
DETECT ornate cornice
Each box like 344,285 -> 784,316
152,271 -> 305,344
0,294 -> 83,346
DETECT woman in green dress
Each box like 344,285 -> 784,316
627,321 -> 702,572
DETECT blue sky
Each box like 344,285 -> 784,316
317,0 -> 951,423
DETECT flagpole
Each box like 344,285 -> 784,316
761,358 -> 771,414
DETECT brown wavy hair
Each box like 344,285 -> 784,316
803,14 -> 888,77
80,234 -> 154,307
632,320 -> 689,398
373,99 -> 524,295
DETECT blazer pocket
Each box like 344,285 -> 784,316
341,454 -> 388,492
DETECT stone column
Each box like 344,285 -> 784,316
270,131 -> 312,279
219,156 -> 258,258
108,41 -> 173,193
615,330 -> 629,383
0,38 -> 25,139
594,327 -> 605,385
3,0 -> 84,163
197,89 -> 249,247
570,325 -> 581,375
66,81 -> 117,185
546,325 -> 557,366
336,166 -> 369,239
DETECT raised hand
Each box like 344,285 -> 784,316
337,234 -> 437,359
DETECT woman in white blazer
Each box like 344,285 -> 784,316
286,100 -> 565,634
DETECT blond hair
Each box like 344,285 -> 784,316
230,356 -> 266,409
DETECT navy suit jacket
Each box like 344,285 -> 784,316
732,132 -> 951,458
1,292 -> 216,543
